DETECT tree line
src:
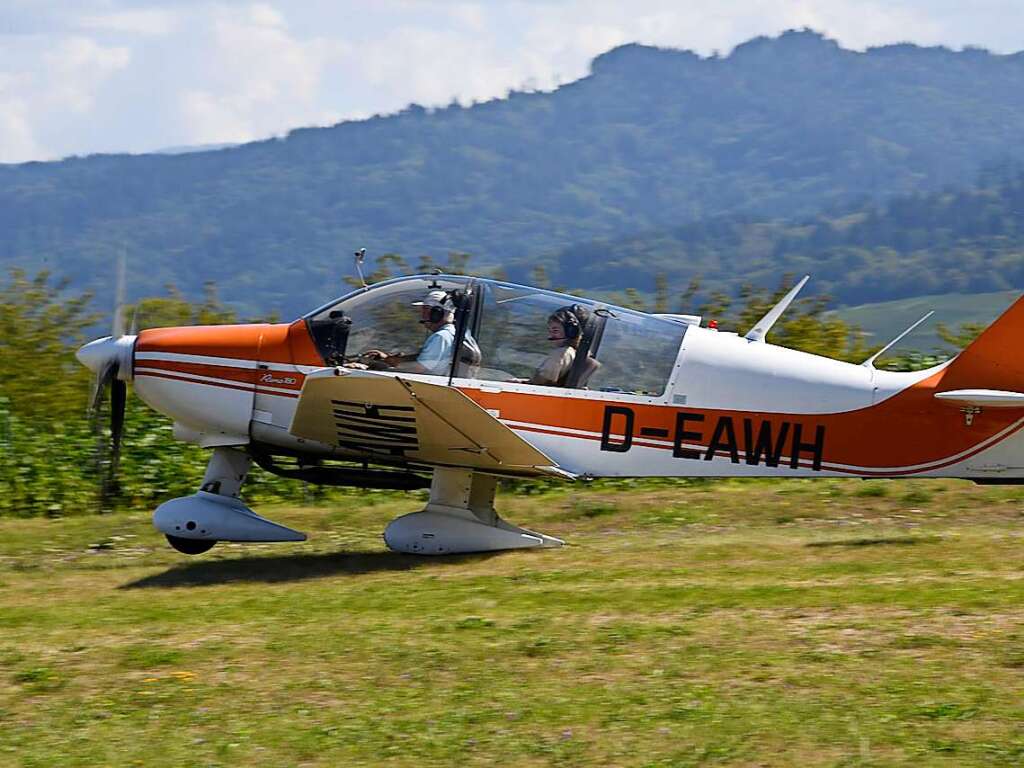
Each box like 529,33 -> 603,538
533,169 -> 1024,307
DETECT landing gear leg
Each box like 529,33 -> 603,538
383,468 -> 564,555
199,446 -> 251,498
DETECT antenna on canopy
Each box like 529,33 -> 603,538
353,248 -> 367,288
862,311 -> 934,370
744,275 -> 810,343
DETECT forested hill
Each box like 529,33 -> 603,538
3,29 -> 1024,316
530,170 -> 1024,308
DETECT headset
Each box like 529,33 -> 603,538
550,304 -> 584,340
424,291 -> 457,325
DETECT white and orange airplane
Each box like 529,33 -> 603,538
76,272 -> 1024,555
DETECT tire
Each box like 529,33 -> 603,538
165,534 -> 217,555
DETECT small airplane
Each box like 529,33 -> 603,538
76,262 -> 1024,556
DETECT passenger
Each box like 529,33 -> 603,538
365,289 -> 479,376
530,306 -> 585,386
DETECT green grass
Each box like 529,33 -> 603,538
1,478 -> 1024,766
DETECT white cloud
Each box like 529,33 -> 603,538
247,2 -> 286,29
0,34 -> 130,161
168,3 -> 341,144
0,97 -> 43,164
447,3 -> 486,32
78,8 -> 177,36
179,89 -> 252,144
42,37 -> 131,113
0,0 -> 1022,162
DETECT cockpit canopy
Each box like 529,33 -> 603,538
306,276 -> 686,397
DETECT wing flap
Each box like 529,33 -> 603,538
289,369 -> 555,473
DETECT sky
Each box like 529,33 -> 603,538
2,0 -> 1023,164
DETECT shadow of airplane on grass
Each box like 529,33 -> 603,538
121,549 -> 502,589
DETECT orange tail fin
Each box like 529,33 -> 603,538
941,295 -> 1024,391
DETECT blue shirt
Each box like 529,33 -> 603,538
417,324 -> 456,375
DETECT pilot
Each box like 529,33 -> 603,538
366,289 -> 479,376
529,305 -> 586,386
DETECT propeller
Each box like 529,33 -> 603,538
88,361 -> 126,503
81,248 -> 135,508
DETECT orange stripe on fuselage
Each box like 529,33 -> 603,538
135,370 -> 255,395
462,368 -> 1024,472
135,359 -> 306,391
136,359 -> 257,386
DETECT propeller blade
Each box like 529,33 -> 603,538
90,250 -> 130,511
88,360 -> 124,509
109,377 -> 127,491
89,361 -> 115,420
112,247 -> 127,338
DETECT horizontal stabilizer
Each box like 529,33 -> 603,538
934,389 -> 1024,407
290,369 -> 556,476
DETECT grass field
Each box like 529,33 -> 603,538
1,478 -> 1023,767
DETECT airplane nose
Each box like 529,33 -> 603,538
76,335 -> 137,379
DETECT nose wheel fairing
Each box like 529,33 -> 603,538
153,490 -> 307,543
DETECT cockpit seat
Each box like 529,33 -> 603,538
457,335 -> 483,378
567,355 -> 601,389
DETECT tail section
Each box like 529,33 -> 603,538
940,295 -> 1024,392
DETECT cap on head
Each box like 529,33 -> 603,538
411,290 -> 453,311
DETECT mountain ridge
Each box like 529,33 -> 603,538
3,29 -> 1024,316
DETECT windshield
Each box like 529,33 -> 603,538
307,277 -> 469,374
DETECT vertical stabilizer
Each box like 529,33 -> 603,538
940,295 -> 1024,391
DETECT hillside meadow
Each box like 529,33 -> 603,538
2,478 -> 1022,766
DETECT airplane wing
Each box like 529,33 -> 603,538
289,369 -> 561,477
